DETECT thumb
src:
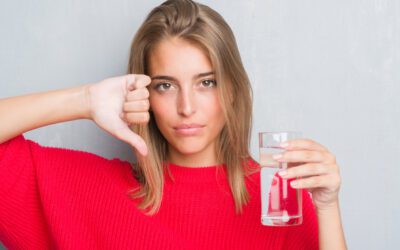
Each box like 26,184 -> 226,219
113,121 -> 148,156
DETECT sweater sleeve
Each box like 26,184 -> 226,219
283,189 -> 319,250
0,135 -> 53,249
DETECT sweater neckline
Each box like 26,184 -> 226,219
165,162 -> 228,183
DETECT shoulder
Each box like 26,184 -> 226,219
26,138 -> 141,194
10,135 -> 137,184
243,157 -> 261,193
244,157 -> 261,180
1,134 -> 109,163
29,138 -> 114,165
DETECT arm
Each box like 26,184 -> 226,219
0,74 -> 151,155
0,85 -> 90,144
0,75 -> 150,249
317,202 -> 347,250
275,139 -> 347,249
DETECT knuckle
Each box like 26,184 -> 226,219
126,92 -> 136,101
304,151 -> 313,160
298,179 -> 307,187
328,163 -> 339,173
143,112 -> 150,122
297,165 -> 308,175
282,152 -> 290,160
132,88 -> 149,100
324,152 -> 335,162
312,164 -> 322,174
123,102 -> 129,112
311,177 -> 321,186
332,175 -> 341,186
137,112 -> 150,124
319,164 -> 328,173
143,100 -> 150,110
306,140 -> 314,147
123,103 -> 133,112
126,113 -> 148,124
287,168 -> 296,177
303,139 -> 314,147
138,100 -> 147,109
142,88 -> 150,98
125,113 -> 135,122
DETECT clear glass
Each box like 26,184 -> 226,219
259,131 -> 303,226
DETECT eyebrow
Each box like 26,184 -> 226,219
150,71 -> 215,81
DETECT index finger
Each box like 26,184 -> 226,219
127,74 -> 151,91
281,138 -> 329,152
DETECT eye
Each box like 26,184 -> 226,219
200,79 -> 217,88
154,82 -> 173,92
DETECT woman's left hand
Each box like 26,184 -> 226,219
272,139 -> 342,210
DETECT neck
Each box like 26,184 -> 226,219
167,146 -> 221,168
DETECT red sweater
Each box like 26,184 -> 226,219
0,135 -> 318,249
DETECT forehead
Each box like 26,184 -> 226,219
148,37 -> 213,76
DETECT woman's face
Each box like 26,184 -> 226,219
148,37 -> 225,166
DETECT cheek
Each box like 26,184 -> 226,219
150,95 -> 173,125
203,94 -> 225,125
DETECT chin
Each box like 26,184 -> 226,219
174,146 -> 205,155
170,140 -> 210,156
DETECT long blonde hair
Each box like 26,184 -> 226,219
127,0 -> 255,215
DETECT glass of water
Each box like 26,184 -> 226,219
259,131 -> 303,226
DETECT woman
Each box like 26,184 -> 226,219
0,0 -> 346,249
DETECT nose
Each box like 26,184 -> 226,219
177,87 -> 196,117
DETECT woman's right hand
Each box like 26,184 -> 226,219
86,74 -> 151,156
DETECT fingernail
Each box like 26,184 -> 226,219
272,154 -> 282,160
278,170 -> 287,176
290,181 -> 298,187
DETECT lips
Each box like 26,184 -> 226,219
173,124 -> 205,136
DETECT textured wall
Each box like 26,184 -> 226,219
1,0 -> 399,249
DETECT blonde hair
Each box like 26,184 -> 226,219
127,0 -> 256,215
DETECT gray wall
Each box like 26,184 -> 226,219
0,0 -> 398,249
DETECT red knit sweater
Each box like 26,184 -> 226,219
0,135 -> 318,249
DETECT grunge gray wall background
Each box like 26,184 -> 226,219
1,0 -> 399,249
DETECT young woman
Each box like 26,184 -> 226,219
0,0 -> 347,249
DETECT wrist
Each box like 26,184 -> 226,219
70,84 -> 93,120
82,84 -> 93,120
316,200 -> 347,249
316,201 -> 340,215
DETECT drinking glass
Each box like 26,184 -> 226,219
259,131 -> 303,226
